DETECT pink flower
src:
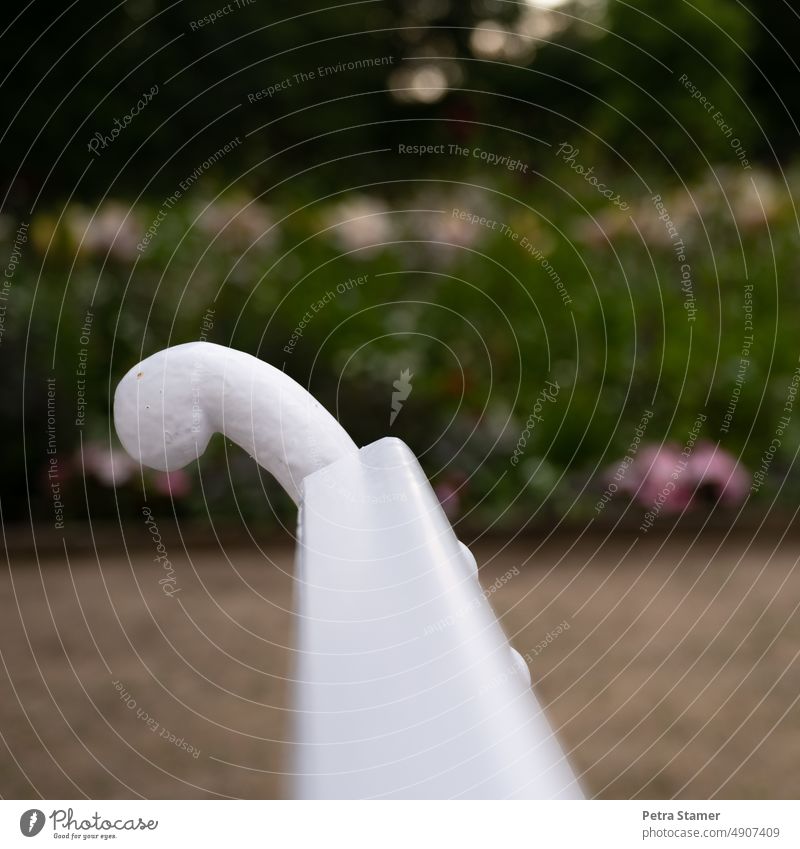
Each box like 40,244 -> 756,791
82,442 -> 136,487
613,441 -> 748,512
685,441 -> 749,506
615,444 -> 678,509
151,469 -> 191,499
434,480 -> 462,519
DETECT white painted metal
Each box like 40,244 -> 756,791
114,341 -> 357,504
294,437 -> 582,799
114,344 -> 582,799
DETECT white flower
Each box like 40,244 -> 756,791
66,202 -> 141,260
322,195 -> 392,254
82,442 -> 136,487
194,197 -> 276,248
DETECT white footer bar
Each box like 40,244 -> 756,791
2,800 -> 797,848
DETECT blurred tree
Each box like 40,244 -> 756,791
588,0 -> 755,174
2,0 -> 797,211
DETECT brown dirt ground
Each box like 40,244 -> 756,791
1,530 -> 798,799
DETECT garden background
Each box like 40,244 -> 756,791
2,0 -> 800,800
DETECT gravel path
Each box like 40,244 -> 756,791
1,531 -> 798,799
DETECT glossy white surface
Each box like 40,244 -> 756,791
114,346 -> 581,799
293,437 -> 582,799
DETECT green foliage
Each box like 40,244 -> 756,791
1,1 -> 796,205
4,160 -> 799,527
3,1 -> 800,529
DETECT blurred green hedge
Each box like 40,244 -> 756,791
4,161 -> 800,530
